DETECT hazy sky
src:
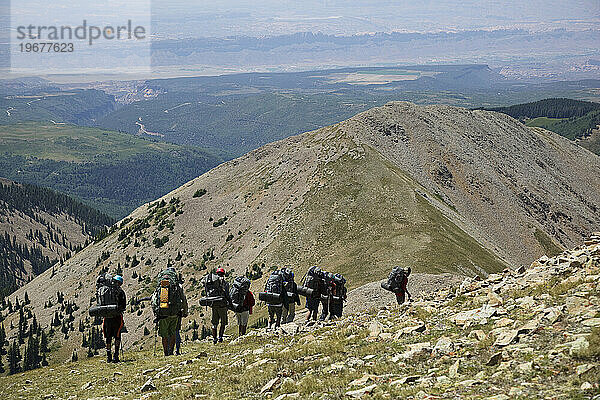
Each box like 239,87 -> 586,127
151,0 -> 600,37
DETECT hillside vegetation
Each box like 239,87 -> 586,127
0,179 -> 114,296
0,122 -> 224,218
0,90 -> 116,125
483,98 -> 600,154
0,235 -> 598,399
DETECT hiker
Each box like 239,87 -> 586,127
395,267 -> 411,305
319,272 -> 333,321
102,275 -> 126,363
281,268 -> 301,324
230,275 -> 254,337
264,269 -> 288,329
151,267 -> 188,356
381,266 -> 412,305
328,273 -> 347,319
204,267 -> 231,344
304,266 -> 323,322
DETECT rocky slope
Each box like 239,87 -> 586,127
1,235 -> 598,399
4,102 -> 600,359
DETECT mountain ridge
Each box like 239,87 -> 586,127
3,101 -> 600,360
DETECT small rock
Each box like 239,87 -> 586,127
140,378 -> 157,393
458,379 -> 482,387
518,361 -> 533,373
433,336 -> 454,355
390,376 -> 420,385
581,382 -> 593,390
488,291 -> 503,307
469,330 -> 487,341
345,384 -> 377,398
349,374 -> 378,387
260,376 -> 280,394
368,321 -> 385,339
508,387 -> 523,396
582,318 -> 600,328
449,360 -> 460,378
486,352 -> 503,366
494,329 -> 519,347
576,364 -> 595,375
81,382 -> 93,390
569,336 -> 589,356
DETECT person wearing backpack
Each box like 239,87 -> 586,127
208,267 -> 231,344
265,269 -> 288,329
281,268 -> 301,324
304,266 -> 323,322
234,285 -> 255,337
381,266 -> 412,304
328,274 -> 347,319
102,275 -> 126,363
395,267 -> 411,305
151,267 -> 188,356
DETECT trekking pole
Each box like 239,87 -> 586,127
153,323 -> 157,357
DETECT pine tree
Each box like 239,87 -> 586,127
7,341 -> 21,375
24,292 -> 30,305
39,330 -> 49,354
0,323 -> 6,350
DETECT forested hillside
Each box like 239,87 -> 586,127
486,97 -> 600,119
0,123 -> 225,218
0,179 -> 114,297
482,98 -> 600,154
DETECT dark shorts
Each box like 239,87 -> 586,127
158,315 -> 179,338
103,315 -> 124,340
306,297 -> 320,311
211,305 -> 228,327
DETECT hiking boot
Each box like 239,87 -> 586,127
218,337 -> 223,343
213,337 -> 218,345
113,353 -> 120,363
106,351 -> 112,363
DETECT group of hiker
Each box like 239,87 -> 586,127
90,263 -> 412,363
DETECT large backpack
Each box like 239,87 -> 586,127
153,269 -> 183,317
382,266 -> 405,293
265,270 -> 283,294
91,273 -> 121,317
304,266 -> 322,290
281,268 -> 295,292
204,273 -> 227,298
230,276 -> 251,312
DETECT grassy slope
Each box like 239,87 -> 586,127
257,142 -> 505,286
1,247 -> 597,400
0,122 -> 224,218
525,110 -> 600,142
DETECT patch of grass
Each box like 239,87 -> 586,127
534,228 -> 563,257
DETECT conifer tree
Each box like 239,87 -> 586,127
7,340 -> 21,375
